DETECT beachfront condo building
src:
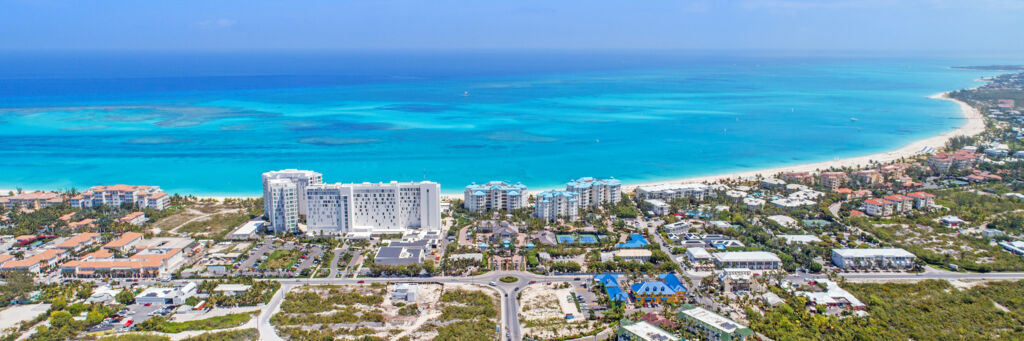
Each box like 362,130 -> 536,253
305,181 -> 441,236
636,183 -> 714,201
70,185 -> 169,210
851,170 -> 884,186
818,172 -> 848,191
566,177 -> 622,208
262,169 -> 323,217
928,150 -> 978,173
265,179 -> 299,234
463,181 -> 527,213
534,190 -> 579,222
0,192 -> 64,210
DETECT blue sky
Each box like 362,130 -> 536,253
2,0 -> 1024,51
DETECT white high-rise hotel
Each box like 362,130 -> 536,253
464,181 -> 527,213
305,181 -> 442,236
262,169 -> 323,216
264,178 -> 299,233
565,177 -> 621,208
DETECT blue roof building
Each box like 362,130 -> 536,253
566,177 -> 623,208
659,273 -> 687,294
535,190 -> 580,222
593,274 -> 621,288
630,281 -> 684,305
464,181 -> 527,213
606,286 -> 629,302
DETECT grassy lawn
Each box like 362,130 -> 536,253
260,249 -> 299,270
139,313 -> 253,334
150,211 -> 201,232
177,213 -> 250,238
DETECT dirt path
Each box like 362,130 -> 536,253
391,311 -> 442,340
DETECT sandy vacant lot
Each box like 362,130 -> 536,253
519,282 -> 598,340
0,304 -> 50,332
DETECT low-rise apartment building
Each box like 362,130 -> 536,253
70,185 -> 169,210
0,192 -> 64,210
712,251 -> 782,270
831,248 -> 917,270
636,183 -> 714,201
55,233 -> 102,253
818,172 -> 848,190
119,212 -> 147,226
0,249 -> 68,273
678,305 -> 754,341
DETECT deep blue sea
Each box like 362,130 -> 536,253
0,51 -> 1009,196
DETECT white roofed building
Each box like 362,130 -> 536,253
712,251 -> 782,270
636,183 -> 715,201
678,305 -> 754,341
831,248 -> 916,270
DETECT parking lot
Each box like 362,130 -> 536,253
87,301 -> 175,334
232,241 -> 324,277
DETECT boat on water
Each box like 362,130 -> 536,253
850,117 -> 858,121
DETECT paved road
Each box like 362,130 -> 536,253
328,247 -> 344,278
245,271 -> 579,341
257,283 -> 290,341
840,271 -> 1024,281
188,267 -> 1024,341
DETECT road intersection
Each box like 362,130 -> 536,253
215,268 -> 1024,340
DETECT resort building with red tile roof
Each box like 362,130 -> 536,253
70,185 -> 170,210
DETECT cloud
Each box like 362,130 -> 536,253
196,18 -> 236,29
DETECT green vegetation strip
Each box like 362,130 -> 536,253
750,280 -> 1024,340
499,276 -> 518,283
136,313 -> 253,334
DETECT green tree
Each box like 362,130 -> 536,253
116,289 -> 136,305
49,310 -> 73,329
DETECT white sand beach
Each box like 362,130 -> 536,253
615,92 -> 985,192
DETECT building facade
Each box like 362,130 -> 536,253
636,183 -> 714,201
534,190 -> 580,222
831,248 -> 916,269
818,172 -> 848,190
262,169 -> 323,217
463,181 -> 526,213
711,251 -> 782,270
265,179 -> 299,234
305,181 -> 442,236
70,185 -> 169,210
678,305 -> 754,341
566,177 -> 622,208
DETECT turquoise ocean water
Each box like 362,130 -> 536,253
0,51 -> 1008,195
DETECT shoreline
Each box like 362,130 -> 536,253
0,94 -> 985,202
440,91 -> 985,199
